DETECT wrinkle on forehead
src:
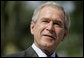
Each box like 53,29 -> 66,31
38,6 -> 65,23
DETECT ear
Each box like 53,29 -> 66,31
61,29 -> 69,41
30,21 -> 35,35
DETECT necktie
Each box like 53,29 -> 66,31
47,55 -> 51,57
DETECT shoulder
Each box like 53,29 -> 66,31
2,46 -> 38,57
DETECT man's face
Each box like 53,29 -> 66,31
31,6 -> 68,50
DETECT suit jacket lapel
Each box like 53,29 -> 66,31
24,46 -> 38,57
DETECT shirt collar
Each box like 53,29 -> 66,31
32,43 -> 56,57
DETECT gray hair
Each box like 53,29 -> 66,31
32,1 -> 70,30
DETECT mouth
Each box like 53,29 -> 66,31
43,34 -> 55,40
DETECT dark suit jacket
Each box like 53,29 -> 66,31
3,46 -> 58,57
3,46 -> 38,57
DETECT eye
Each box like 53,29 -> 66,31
42,20 -> 49,23
54,22 -> 63,27
54,22 -> 64,28
54,22 -> 60,25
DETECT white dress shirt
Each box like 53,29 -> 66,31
32,43 -> 56,57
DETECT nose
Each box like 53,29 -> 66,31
46,21 -> 54,32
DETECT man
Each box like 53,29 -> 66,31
4,1 -> 70,57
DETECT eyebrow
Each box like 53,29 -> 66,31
40,18 -> 50,21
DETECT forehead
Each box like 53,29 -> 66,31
38,6 -> 64,21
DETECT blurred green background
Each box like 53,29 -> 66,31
1,1 -> 83,57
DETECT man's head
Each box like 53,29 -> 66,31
30,1 -> 70,54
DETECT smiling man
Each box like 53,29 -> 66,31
4,1 -> 70,57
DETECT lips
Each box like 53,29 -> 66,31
43,34 -> 55,40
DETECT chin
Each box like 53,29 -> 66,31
40,40 -> 55,48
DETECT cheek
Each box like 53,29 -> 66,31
37,23 -> 46,34
55,28 -> 64,40
34,23 -> 45,38
34,23 -> 46,45
54,29 -> 64,46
